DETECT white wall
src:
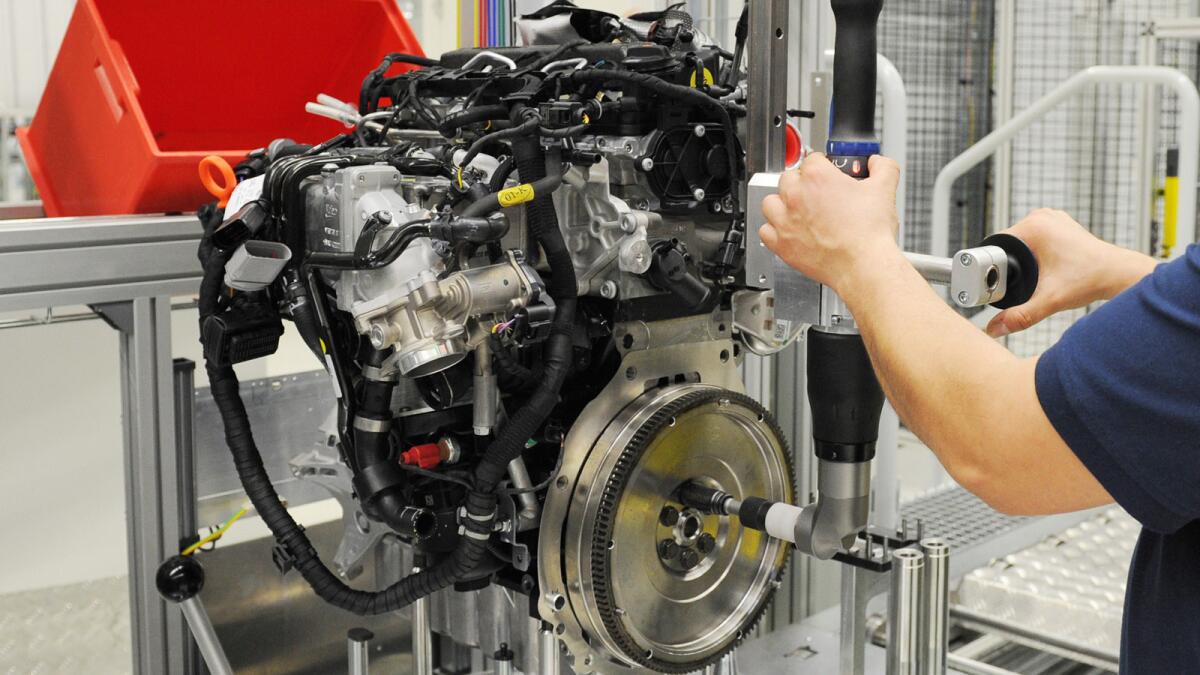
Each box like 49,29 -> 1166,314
0,0 -> 73,115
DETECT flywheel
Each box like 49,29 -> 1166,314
552,384 -> 794,673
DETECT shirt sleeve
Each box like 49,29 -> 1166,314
1035,244 -> 1200,534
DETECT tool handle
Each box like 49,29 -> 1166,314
828,0 -> 885,178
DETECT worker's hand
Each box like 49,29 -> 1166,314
760,154 -> 901,293
986,209 -> 1159,337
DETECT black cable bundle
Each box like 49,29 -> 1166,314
196,101 -> 578,616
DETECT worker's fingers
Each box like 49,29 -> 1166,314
986,303 -> 1044,338
761,193 -> 790,234
758,223 -> 780,251
866,155 -> 900,192
777,169 -> 804,211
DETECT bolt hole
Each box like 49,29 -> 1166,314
720,349 -> 730,363
552,594 -> 566,611
682,515 -> 701,539
775,27 -> 784,39
985,265 -> 1000,291
626,366 -> 638,380
773,115 -> 783,127
556,476 -> 568,489
718,323 -> 727,333
556,623 -> 566,635
622,334 -> 634,349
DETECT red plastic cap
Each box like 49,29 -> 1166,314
784,122 -> 803,169
401,444 -> 442,470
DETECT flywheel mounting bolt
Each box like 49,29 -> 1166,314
658,540 -> 680,561
697,533 -> 716,554
659,506 -> 680,527
680,549 -> 701,570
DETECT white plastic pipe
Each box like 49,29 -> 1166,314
932,66 -> 1200,258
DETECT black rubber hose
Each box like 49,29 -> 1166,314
438,104 -> 510,138
459,173 -> 564,218
471,116 -> 578,494
488,156 -> 517,193
458,115 -> 542,172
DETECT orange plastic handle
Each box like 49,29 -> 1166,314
199,155 -> 236,208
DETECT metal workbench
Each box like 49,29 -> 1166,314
0,202 -> 203,675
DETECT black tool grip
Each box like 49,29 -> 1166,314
829,0 -> 885,178
807,329 -> 885,463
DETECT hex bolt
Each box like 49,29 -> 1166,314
693,124 -> 707,137
697,533 -> 716,554
620,213 -> 638,233
680,548 -> 701,570
957,291 -> 971,304
658,540 -> 680,561
640,157 -> 655,171
693,188 -> 706,201
959,253 -> 973,266
600,281 -> 618,299
659,506 -> 680,527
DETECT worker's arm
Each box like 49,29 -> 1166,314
759,155 -> 1119,516
984,208 -> 1159,338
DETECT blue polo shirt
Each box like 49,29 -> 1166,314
1036,244 -> 1200,673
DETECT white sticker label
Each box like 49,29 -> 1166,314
224,174 -> 265,215
773,319 -> 792,343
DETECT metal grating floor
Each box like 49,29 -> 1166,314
0,576 -> 132,675
901,486 -> 1033,551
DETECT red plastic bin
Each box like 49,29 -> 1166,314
17,0 -> 423,217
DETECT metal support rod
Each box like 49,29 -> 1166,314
991,0 -> 1017,236
507,456 -> 541,530
932,66 -> 1200,258
746,0 -> 790,175
539,625 -> 561,675
412,568 -> 434,675
920,539 -> 949,675
887,548 -> 925,675
105,297 -> 188,675
473,339 -> 497,435
178,598 -> 233,675
348,628 -> 373,675
946,654 -> 1020,675
839,562 -> 891,675
903,253 -> 952,285
171,359 -> 201,675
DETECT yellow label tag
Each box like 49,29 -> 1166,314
498,184 -> 536,208
690,67 -> 715,88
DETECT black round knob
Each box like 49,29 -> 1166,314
979,233 -> 1040,310
156,555 -> 205,603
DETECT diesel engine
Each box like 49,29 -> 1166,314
196,4 -> 796,672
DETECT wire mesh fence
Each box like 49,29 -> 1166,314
1004,0 -> 1197,357
879,0 -> 997,256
